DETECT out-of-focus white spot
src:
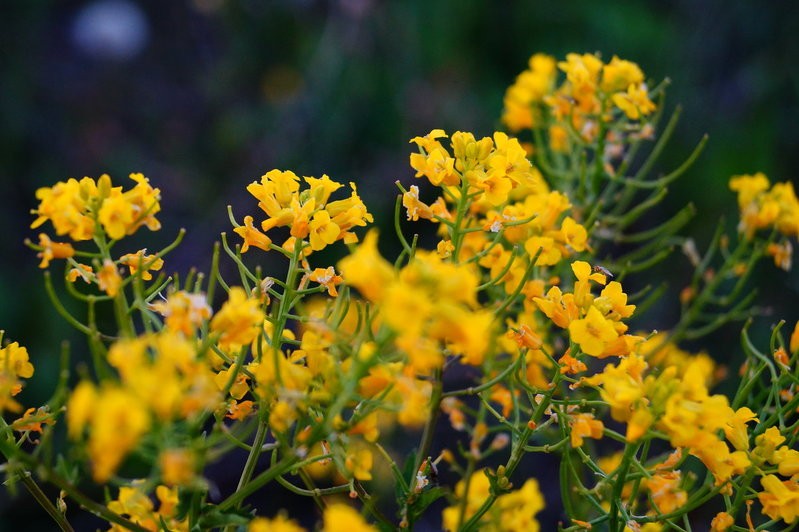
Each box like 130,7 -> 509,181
71,0 -> 149,60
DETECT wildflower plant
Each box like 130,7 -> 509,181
6,51 -> 799,531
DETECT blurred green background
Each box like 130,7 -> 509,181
2,0 -> 799,529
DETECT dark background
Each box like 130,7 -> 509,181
2,1 -> 799,529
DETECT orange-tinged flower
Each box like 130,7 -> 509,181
35,233 -> 75,268
67,263 -> 93,283
710,511 -> 734,531
644,471 -> 687,514
626,408 -> 653,442
509,324 -> 543,350
410,146 -> 459,187
767,240 -> 793,270
569,412 -> 604,447
119,250 -> 164,281
307,266 -> 343,297
11,406 -> 54,433
234,215 -> 272,253
402,185 -> 436,221
226,399 -> 255,421
534,286 -> 580,328
559,352 -> 587,375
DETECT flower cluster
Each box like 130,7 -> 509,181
6,51 -> 799,532
31,172 -> 160,242
235,169 -> 372,254
502,52 -> 656,153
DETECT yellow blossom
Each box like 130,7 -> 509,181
345,446 -> 374,481
569,413 -> 604,447
149,290 -> 212,335
307,266 -> 343,296
710,512 -> 734,531
210,287 -> 265,350
338,229 -> 394,302
759,474 -> 799,524
97,259 -> 122,297
644,471 -> 687,514
569,306 -> 619,357
119,250 -> 164,281
249,514 -> 306,532
322,503 -> 377,532
35,233 -> 75,268
612,83 -> 656,120
87,386 -> 151,482
234,215 -> 273,253
159,448 -> 195,486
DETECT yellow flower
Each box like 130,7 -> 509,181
268,400 -> 298,434
710,511 -> 734,531
534,286 -> 579,329
569,412 -> 604,447
35,233 -> 75,268
753,426 -> 785,464
601,56 -> 644,93
345,446 -> 374,481
88,386 -> 151,482
210,287 -> 265,351
612,83 -> 656,120
234,215 -> 272,253
569,306 -> 619,357
97,259 -> 122,297
307,266 -> 343,297
501,53 -> 556,131
307,209 -> 340,251
0,340 -> 35,412
338,230 -> 394,302
305,173 -> 343,205
249,514 -> 306,532
759,474 -> 799,524
0,341 -> 34,382
644,471 -> 687,514
98,188 -> 135,240
322,503 -> 377,532
119,250 -> 164,281
442,469 -> 545,531
772,446 -> 799,477
723,406 -> 758,451
30,177 -> 95,241
149,290 -> 212,336
159,448 -> 195,486
66,380 -> 97,439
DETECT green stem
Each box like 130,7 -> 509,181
20,472 -> 74,532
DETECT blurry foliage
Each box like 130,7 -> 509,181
1,0 -> 798,527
